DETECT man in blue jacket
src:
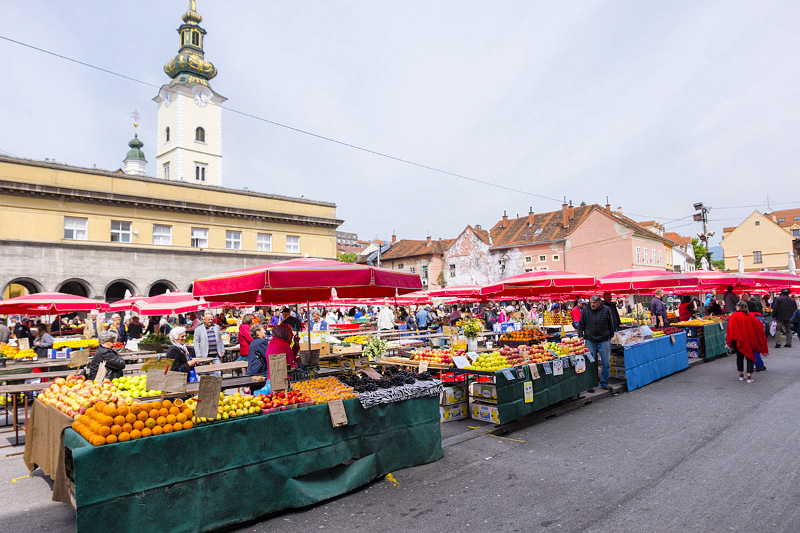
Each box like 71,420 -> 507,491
578,295 -> 615,391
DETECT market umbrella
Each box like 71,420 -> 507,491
481,271 -> 598,297
428,285 -> 484,298
596,269 -> 698,293
692,270 -> 755,288
107,295 -> 146,312
0,291 -> 109,315
192,257 -> 422,303
747,271 -> 800,289
131,292 -> 206,316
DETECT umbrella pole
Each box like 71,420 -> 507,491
307,289 -> 312,354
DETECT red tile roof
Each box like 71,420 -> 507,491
663,232 -> 692,247
381,238 -> 453,260
769,208 -> 800,227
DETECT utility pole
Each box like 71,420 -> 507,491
693,202 -> 714,267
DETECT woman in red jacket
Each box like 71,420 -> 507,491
726,301 -> 768,383
266,324 -> 299,369
238,313 -> 254,359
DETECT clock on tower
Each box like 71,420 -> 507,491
153,1 -> 226,186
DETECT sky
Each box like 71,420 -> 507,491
1,1 -> 798,250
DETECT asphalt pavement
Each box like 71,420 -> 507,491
2,343 -> 800,533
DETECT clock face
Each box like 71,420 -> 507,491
194,91 -> 209,107
164,91 -> 172,107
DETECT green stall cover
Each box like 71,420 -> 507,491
703,322 -> 728,359
65,396 -> 442,533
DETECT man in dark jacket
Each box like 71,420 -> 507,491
603,292 -> 621,330
578,295 -> 615,391
772,289 -> 796,348
85,331 -> 126,381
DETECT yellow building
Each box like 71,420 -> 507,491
0,2 -> 341,301
721,210 -> 796,272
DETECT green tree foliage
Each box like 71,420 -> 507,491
337,252 -> 358,263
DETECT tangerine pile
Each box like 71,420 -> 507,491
499,329 -> 545,342
72,398 -> 195,446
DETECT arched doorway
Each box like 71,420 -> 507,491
57,279 -> 92,298
3,277 -> 43,299
148,280 -> 177,297
104,280 -> 138,303
185,283 -> 194,294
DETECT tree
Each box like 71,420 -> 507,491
691,238 -> 725,270
337,252 -> 358,263
436,271 -> 446,288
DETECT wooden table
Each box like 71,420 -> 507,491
194,361 -> 247,376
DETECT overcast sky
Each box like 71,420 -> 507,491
1,1 -> 798,250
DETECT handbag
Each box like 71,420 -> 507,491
769,320 -> 777,336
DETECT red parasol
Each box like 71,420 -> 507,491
192,257 -> 422,303
597,269 -> 698,293
0,292 -> 109,315
131,292 -> 206,316
747,271 -> 800,289
481,271 -> 598,297
428,285 -> 484,298
107,295 -> 146,312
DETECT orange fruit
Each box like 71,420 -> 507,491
173,398 -> 183,407
111,424 -> 122,436
172,422 -> 183,431
182,408 -> 193,419
158,408 -> 169,418
102,405 -> 115,417
148,409 -> 160,419
104,415 -> 115,427
150,401 -> 162,410
130,429 -> 142,440
71,421 -> 80,431
113,415 -> 125,426
133,420 -> 144,431
118,432 -> 130,442
166,414 -> 177,425
151,425 -> 163,436
183,420 -> 193,430
98,426 -> 111,437
117,405 -> 129,417
122,423 -> 133,434
144,418 -> 156,429
162,424 -> 173,433
176,413 -> 187,424
125,413 -> 137,425
94,401 -> 106,411
156,416 -> 167,426
162,399 -> 172,409
130,404 -> 141,415
168,406 -> 180,416
137,411 -> 148,422
141,427 -> 152,438
105,434 -> 118,444
92,435 -> 105,446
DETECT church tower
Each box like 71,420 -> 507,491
153,1 -> 226,186
122,118 -> 147,176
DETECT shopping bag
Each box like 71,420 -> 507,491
251,380 -> 271,396
769,320 -> 777,336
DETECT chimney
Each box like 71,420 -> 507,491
527,206 -> 535,226
568,200 -> 575,219
391,233 -> 397,244
605,195 -> 611,213
502,211 -> 508,227
475,224 -> 482,230
426,235 -> 432,245
562,201 -> 569,228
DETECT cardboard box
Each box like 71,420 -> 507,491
440,402 -> 467,422
339,357 -> 369,371
609,355 -> 625,366
470,382 -> 498,401
609,365 -> 627,379
469,400 -> 500,424
48,348 -> 71,359
440,384 -> 468,405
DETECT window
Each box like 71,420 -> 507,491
410,267 -> 416,274
538,255 -> 546,262
652,249 -> 657,265
286,235 -> 300,254
191,31 -> 199,46
195,127 -> 205,142
195,163 -> 207,182
552,254 -> 559,261
449,264 -> 456,277
257,233 -> 272,252
778,218 -> 786,223
110,221 -> 132,243
525,256 -> 532,263
422,265 -> 428,279
534,229 -> 543,236
794,217 -> 800,221
225,230 -> 241,250
643,248 -> 649,264
153,224 -> 172,246
63,216 -> 87,240
658,250 -> 663,266
636,246 -> 641,264
753,251 -> 762,264
191,227 -> 208,248
165,127 -> 170,142
793,229 -> 799,238
163,162 -> 170,180
755,221 -> 760,226
398,263 -> 404,269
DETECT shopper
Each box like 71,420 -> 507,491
603,293 -> 621,330
707,298 -> 724,316
416,306 -> 432,330
650,289 -> 668,328
267,324 -> 298,369
126,316 -> 144,339
280,307 -> 303,333
723,286 -> 739,313
448,305 -> 462,326
678,295 -> 696,322
577,295 -> 615,391
772,288 -> 796,348
194,312 -> 224,360
246,323 -> 269,375
405,310 -> 418,331
32,323 -> 55,358
309,311 -> 328,331
85,330 -> 126,381
377,306 -> 395,330
83,310 -> 104,339
482,303 -> 498,331
0,320 -> 10,344
107,314 -> 127,344
167,327 -> 200,379
239,313 -> 255,359
571,299 -> 586,329
727,302 -> 768,383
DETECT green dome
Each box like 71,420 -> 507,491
125,134 -> 146,161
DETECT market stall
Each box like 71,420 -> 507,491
674,319 -> 728,360
610,331 -> 689,391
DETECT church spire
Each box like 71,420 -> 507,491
164,0 -> 217,86
123,111 -> 147,176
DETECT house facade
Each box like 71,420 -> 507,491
380,237 -> 452,289
721,210 -> 797,272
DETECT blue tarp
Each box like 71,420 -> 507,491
623,332 -> 689,391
